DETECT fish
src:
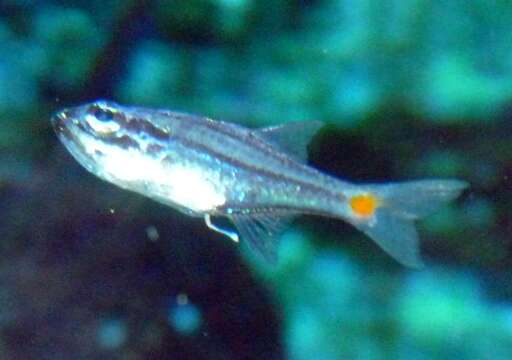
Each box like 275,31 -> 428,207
51,100 -> 468,268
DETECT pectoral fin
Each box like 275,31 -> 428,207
204,214 -> 239,242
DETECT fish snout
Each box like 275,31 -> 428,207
51,107 -> 76,131
51,108 -> 80,140
52,108 -> 70,123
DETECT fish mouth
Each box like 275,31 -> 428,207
51,108 -> 96,173
51,107 -> 86,144
51,109 -> 72,135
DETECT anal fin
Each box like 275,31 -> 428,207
231,213 -> 296,264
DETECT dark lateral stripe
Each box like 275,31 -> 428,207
117,106 -> 339,197
171,132 -> 335,198
160,111 -> 297,165
108,135 -> 140,149
128,111 -> 299,173
120,104 -> 281,161
124,117 -> 170,141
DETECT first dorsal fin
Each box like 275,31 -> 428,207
254,121 -> 324,162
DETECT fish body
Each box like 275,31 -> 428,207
52,100 -> 468,267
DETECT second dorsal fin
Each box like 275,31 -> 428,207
254,120 -> 324,162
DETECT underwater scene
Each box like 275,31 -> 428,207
1,1 -> 511,359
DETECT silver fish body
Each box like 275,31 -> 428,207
52,100 -> 468,267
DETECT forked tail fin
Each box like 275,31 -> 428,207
347,179 -> 468,268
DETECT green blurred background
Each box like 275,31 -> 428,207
0,0 -> 511,359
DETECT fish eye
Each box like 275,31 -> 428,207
86,105 -> 121,134
91,106 -> 115,123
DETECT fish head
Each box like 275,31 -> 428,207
51,100 -> 163,183
52,100 -> 125,143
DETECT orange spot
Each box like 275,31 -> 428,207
349,194 -> 378,217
